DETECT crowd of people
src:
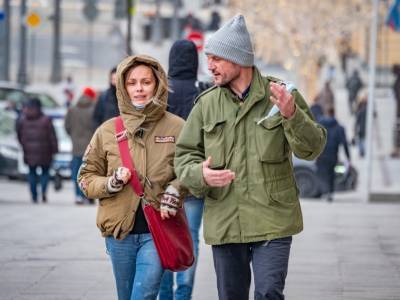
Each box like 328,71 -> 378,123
10,10 -> 400,300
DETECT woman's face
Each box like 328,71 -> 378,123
125,64 -> 157,107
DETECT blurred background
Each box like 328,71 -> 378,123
1,1 -> 400,299
0,0 -> 399,201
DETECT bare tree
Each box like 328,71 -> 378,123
229,0 -> 373,97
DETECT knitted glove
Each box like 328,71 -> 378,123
107,167 -> 131,193
160,185 -> 181,214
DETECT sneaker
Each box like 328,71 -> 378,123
42,195 -> 47,203
75,196 -> 84,205
86,198 -> 95,205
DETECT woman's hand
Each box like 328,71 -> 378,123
107,167 -> 131,193
160,185 -> 181,220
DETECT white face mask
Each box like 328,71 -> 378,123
132,101 -> 147,110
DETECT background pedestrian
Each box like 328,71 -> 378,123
317,106 -> 351,202
16,98 -> 58,203
93,67 -> 119,128
65,86 -> 97,204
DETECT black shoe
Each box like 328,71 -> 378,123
42,195 -> 47,203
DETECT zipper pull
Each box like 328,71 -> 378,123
145,176 -> 153,188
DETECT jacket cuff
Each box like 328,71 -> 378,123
282,104 -> 307,131
164,185 -> 180,197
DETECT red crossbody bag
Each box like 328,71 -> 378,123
115,116 -> 194,271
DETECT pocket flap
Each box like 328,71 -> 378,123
256,115 -> 283,130
203,120 -> 227,133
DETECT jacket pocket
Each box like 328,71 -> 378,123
254,115 -> 287,163
270,186 -> 298,205
203,120 -> 227,169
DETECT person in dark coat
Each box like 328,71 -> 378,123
65,87 -> 97,204
167,40 -> 200,120
93,67 -> 119,128
316,106 -> 351,202
354,96 -> 367,157
346,70 -> 363,114
159,39 -> 210,300
310,97 -> 324,122
391,64 -> 400,158
16,98 -> 58,203
314,80 -> 335,115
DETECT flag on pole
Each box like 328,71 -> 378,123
386,0 -> 400,31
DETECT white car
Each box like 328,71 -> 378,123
0,110 -> 72,184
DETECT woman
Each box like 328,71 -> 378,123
16,98 -> 58,203
78,55 -> 186,300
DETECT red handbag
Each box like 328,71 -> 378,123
115,116 -> 195,271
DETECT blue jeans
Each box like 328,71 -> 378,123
71,156 -> 84,197
159,197 -> 204,300
28,165 -> 50,202
105,233 -> 164,300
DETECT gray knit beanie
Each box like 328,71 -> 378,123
204,14 -> 254,67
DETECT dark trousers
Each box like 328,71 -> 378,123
28,165 -> 50,202
212,236 -> 292,300
316,161 -> 336,194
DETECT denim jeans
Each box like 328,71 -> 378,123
158,197 -> 204,300
71,156 -> 84,197
27,165 -> 50,202
212,236 -> 292,300
105,233 -> 164,300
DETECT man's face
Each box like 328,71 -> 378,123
207,55 -> 241,86
110,72 -> 117,87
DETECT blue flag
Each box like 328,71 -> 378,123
386,0 -> 400,31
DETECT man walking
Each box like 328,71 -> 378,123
174,14 -> 327,300
317,106 -> 351,202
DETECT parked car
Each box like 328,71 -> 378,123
293,156 -> 358,198
0,110 -> 72,184
0,81 -> 63,115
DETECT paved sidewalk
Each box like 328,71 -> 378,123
0,180 -> 399,300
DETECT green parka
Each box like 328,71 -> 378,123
175,67 -> 327,245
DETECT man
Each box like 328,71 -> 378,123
345,70 -> 363,114
93,67 -> 119,128
391,64 -> 400,158
174,14 -> 327,300
317,106 -> 351,202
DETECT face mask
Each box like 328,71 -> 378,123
132,102 -> 147,110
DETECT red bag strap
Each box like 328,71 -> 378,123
115,116 -> 144,198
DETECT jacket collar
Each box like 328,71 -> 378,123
222,67 -> 268,123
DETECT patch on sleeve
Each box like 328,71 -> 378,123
155,136 -> 175,143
